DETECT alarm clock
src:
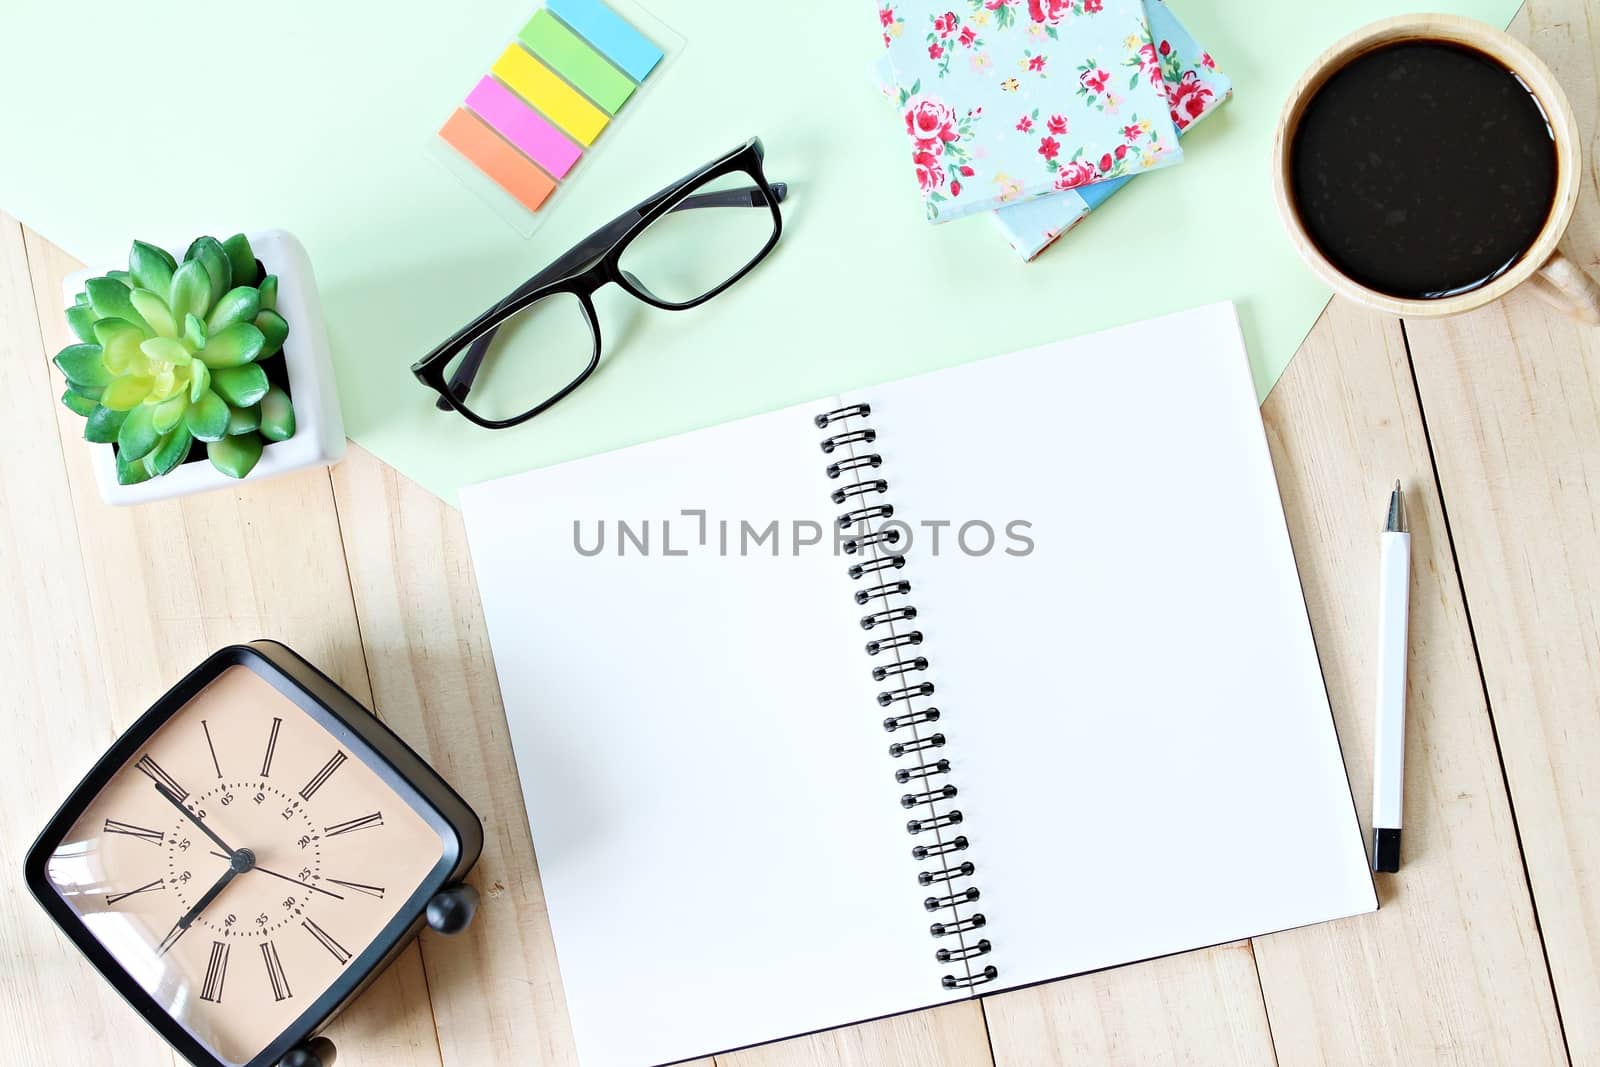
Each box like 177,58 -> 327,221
25,641 -> 484,1067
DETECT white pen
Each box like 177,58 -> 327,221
1372,480 -> 1411,872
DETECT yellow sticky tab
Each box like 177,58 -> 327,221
491,44 -> 609,146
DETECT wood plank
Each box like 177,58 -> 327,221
984,942 -> 1274,1066
1249,299 -> 1566,1063
328,445 -> 581,1067
0,214 -> 178,1067
1397,4 -> 1600,1057
21,230 -> 444,1067
717,1003 -> 992,1067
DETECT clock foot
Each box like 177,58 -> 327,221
280,1036 -> 336,1067
426,882 -> 480,935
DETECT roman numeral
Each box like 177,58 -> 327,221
322,811 -> 383,838
135,755 -> 187,802
325,877 -> 385,899
298,751 -> 347,801
105,879 -> 165,906
261,940 -> 292,1001
301,917 -> 352,965
261,716 -> 282,778
200,941 -> 229,1003
103,818 -> 164,846
201,720 -> 222,778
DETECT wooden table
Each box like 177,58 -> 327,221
4,3 -> 1598,1063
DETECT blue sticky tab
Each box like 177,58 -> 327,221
546,0 -> 663,82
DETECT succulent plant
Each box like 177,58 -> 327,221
53,234 -> 296,484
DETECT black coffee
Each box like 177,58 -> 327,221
1290,41 -> 1556,300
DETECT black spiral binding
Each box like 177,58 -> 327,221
815,401 -> 999,995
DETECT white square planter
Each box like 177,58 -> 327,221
61,229 -> 346,505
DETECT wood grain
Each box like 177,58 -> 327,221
1250,299 -> 1565,1064
0,214 -> 178,1066
983,943 -> 1274,1067
1396,2 -> 1600,1058
328,445 -> 582,1067
21,230 -> 444,1067
716,1003 -> 992,1067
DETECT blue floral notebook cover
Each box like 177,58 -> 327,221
879,0 -> 1185,222
874,0 -> 1231,257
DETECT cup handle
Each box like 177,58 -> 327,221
1529,251 -> 1600,325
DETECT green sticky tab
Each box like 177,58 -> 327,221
519,9 -> 636,114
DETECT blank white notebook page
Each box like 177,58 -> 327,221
459,402 -> 957,1067
857,302 -> 1376,990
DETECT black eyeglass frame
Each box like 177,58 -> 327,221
411,136 -> 785,429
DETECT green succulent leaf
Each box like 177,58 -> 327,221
207,287 -> 260,333
185,389 -> 230,441
225,402 -> 260,435
85,277 -> 151,333
169,260 -> 212,323
184,313 -> 207,352
116,402 -> 161,461
257,274 -> 278,312
185,237 -> 231,307
116,448 -> 154,485
207,432 -> 263,478
61,389 -> 98,417
153,392 -> 188,433
148,426 -> 194,477
140,336 -> 192,366
66,382 -> 104,400
129,241 -> 176,294
53,343 -> 110,387
95,318 -> 147,374
64,304 -> 99,344
105,270 -> 134,288
102,375 -> 154,410
189,360 -> 211,403
84,404 -> 129,443
200,322 -> 265,368
73,290 -> 90,307
254,310 -> 289,357
210,363 -> 269,407
258,385 -> 295,442
128,288 -> 177,339
222,234 -> 258,288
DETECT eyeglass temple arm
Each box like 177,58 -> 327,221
438,181 -> 788,410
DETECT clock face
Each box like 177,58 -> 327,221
37,665 -> 445,1066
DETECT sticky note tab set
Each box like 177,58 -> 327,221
439,0 -> 671,222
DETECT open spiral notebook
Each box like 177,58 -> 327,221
460,302 -> 1376,1067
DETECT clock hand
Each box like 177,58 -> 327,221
208,849 -> 347,900
158,848 -> 256,954
153,782 -> 236,857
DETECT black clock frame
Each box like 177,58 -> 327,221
23,640 -> 485,1067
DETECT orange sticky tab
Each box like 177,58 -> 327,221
439,109 -> 557,212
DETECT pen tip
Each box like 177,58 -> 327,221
1394,479 -> 1401,493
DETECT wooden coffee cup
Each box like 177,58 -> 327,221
1273,15 -> 1600,323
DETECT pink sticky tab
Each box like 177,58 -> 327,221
465,76 -> 583,179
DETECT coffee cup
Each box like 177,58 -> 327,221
1273,15 -> 1600,323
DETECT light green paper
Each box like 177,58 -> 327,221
0,0 -> 1518,505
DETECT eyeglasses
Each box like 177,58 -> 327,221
412,137 -> 786,428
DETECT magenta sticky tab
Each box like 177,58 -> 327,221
465,75 -> 582,179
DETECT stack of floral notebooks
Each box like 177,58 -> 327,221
873,0 -> 1232,259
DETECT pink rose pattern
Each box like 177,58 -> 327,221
883,0 -> 1185,220
1124,34 -> 1220,131
900,85 -> 981,213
